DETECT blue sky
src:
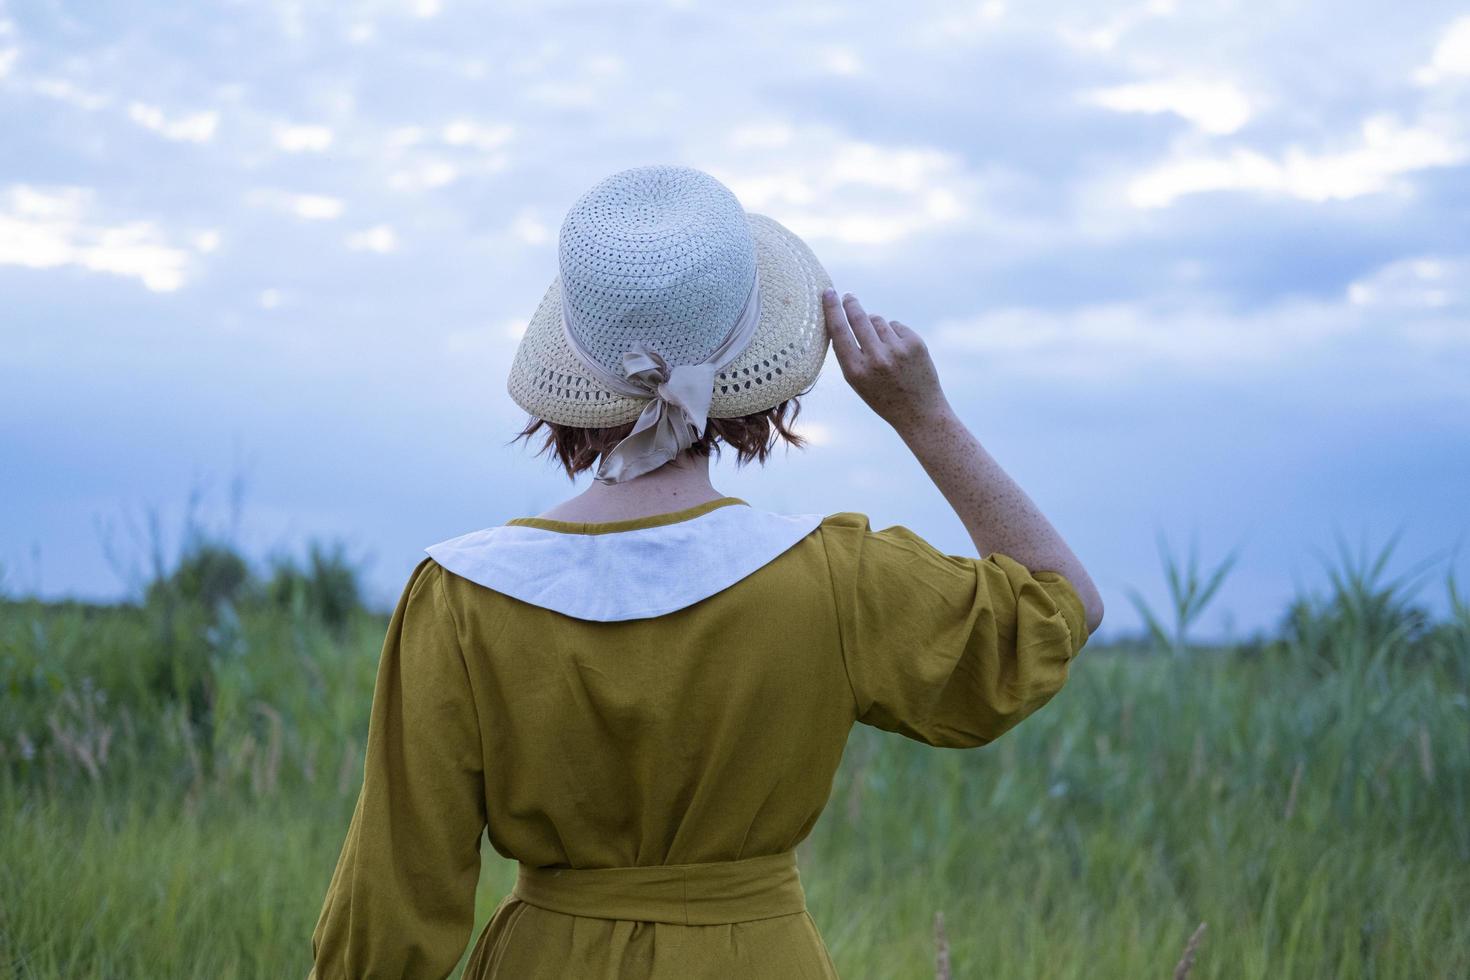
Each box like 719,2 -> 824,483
3,0 -> 1468,641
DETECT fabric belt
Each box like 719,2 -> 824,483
512,849 -> 807,926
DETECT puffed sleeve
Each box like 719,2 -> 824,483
819,512 -> 1090,748
309,558 -> 487,980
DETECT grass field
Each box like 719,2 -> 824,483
2,528 -> 1466,979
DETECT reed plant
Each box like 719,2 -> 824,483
1,509 -> 1466,978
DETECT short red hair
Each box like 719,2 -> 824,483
511,398 -> 809,481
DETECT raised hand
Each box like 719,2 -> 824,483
822,288 -> 951,433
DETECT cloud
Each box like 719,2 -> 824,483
1414,15 -> 1470,85
1346,254 -> 1469,315
817,46 -> 864,77
292,194 -> 344,219
345,224 -> 397,253
509,209 -> 550,246
705,124 -> 981,247
30,77 -> 111,111
388,160 -> 459,191
273,123 -> 334,152
912,1 -> 1005,45
933,299 -> 1345,379
0,185 -> 191,292
0,17 -> 15,78
441,120 -> 514,151
379,121 -> 512,193
932,251 -> 1470,381
1126,114 -> 1467,207
127,102 -> 219,143
1083,78 -> 1253,135
249,189 -> 347,220
1057,0 -> 1177,53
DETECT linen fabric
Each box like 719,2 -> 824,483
512,850 -> 807,926
309,497 -> 1091,979
423,499 -> 824,621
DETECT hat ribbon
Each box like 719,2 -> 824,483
559,270 -> 762,485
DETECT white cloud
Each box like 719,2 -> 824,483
1126,114 -> 1467,207
388,160 -> 459,191
0,185 -> 191,292
0,20 -> 15,77
411,0 -> 442,17
442,120 -> 514,151
510,209 -> 550,246
248,189 -> 346,220
1058,0 -> 1177,53
1345,254 -> 1468,312
914,1 -> 1005,44
290,194 -> 345,219
932,300 -> 1334,381
259,288 -> 284,310
932,254 -> 1470,381
1414,16 -> 1470,85
30,77 -> 111,110
193,230 -> 221,253
274,124 -> 334,153
791,420 -> 835,447
127,102 -> 219,143
818,46 -> 863,76
383,123 -> 512,194
345,224 -> 397,253
1084,78 -> 1252,135
707,128 -> 981,246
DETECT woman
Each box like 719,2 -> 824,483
309,165 -> 1104,979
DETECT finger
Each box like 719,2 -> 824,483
842,293 -> 881,352
822,287 -> 861,365
870,314 -> 895,342
890,319 -> 919,344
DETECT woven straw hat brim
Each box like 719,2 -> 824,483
508,212 -> 833,428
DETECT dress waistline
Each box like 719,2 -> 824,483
512,849 -> 807,926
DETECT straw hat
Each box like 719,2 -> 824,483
507,165 -> 832,482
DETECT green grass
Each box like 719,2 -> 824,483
2,529 -> 1467,978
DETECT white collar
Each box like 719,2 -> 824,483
425,500 -> 824,622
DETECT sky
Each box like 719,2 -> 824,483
2,0 -> 1468,642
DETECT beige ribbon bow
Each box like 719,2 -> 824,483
594,347 -> 718,484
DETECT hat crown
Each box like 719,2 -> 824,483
557,165 -> 758,376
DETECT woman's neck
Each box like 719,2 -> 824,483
533,452 -> 727,523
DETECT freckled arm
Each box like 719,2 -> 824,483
893,405 -> 1105,635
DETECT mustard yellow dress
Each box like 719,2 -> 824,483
309,497 -> 1090,979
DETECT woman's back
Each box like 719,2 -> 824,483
309,164 -> 1103,979
310,497 -> 1088,978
